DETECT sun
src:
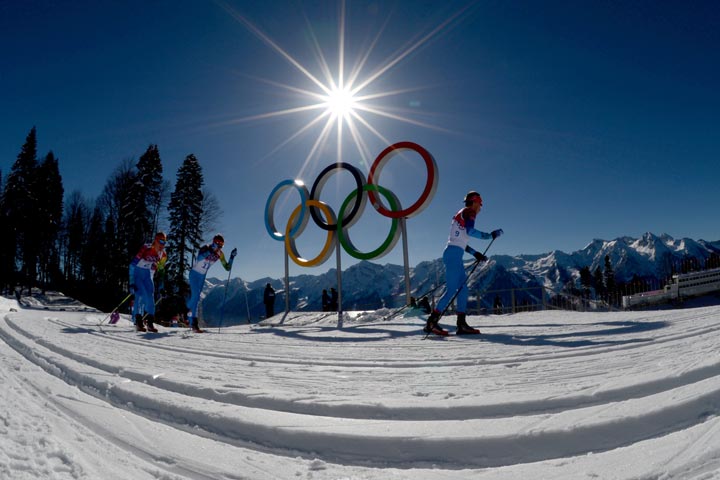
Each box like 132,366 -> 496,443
215,0 -> 474,168
324,86 -> 357,119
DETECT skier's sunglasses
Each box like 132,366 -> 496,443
157,239 -> 166,245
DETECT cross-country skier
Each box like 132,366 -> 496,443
424,191 -> 503,336
187,234 -> 237,333
129,231 -> 168,333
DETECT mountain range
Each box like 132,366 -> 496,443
200,233 -> 720,325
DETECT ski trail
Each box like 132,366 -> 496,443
2,306 -> 720,470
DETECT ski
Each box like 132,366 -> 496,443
422,323 -> 449,339
423,330 -> 482,339
421,318 -> 481,339
181,329 -> 213,339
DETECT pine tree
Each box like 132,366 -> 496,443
102,213 -> 127,302
120,172 -> 146,255
2,127 -> 39,293
36,151 -> 64,290
121,145 -> 165,252
97,159 -> 137,287
629,274 -> 646,295
82,206 -> 106,287
167,154 -> 204,292
707,253 -> 720,270
579,266 -> 592,297
62,191 -> 90,288
604,255 -> 616,302
0,169 -> 10,293
137,145 -> 164,234
593,266 -> 605,298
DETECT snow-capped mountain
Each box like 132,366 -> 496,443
492,233 -> 714,288
201,233 -> 720,325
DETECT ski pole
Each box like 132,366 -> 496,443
140,294 -> 164,324
383,261 -> 480,321
98,292 -> 133,325
243,284 -> 251,324
423,237 -> 496,339
218,248 -> 237,333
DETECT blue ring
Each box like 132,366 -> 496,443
264,179 -> 309,241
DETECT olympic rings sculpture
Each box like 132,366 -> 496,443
264,141 -> 438,267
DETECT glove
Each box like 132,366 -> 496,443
230,248 -> 238,259
473,252 -> 488,262
129,284 -> 137,292
491,229 -> 504,239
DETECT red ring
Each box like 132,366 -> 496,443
367,141 -> 438,219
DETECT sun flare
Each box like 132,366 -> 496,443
216,0 -> 473,169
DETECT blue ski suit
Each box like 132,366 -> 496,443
129,242 -> 167,318
435,207 -> 491,314
187,243 -> 233,326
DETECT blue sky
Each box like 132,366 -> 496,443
1,1 -> 718,281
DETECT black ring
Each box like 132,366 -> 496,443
309,162 -> 366,231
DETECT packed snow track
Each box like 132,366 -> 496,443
2,301 -> 720,479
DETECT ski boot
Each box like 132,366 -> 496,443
135,314 -> 146,332
188,316 -> 204,333
191,319 -> 204,333
145,314 -> 158,333
456,313 -> 480,335
423,310 -> 448,336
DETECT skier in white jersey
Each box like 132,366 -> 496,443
424,191 -> 503,336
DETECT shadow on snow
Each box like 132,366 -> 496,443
243,315 -> 668,348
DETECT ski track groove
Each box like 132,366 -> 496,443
0,328 -> 292,480
2,306 -> 720,469
8,313 -> 720,419
87,314 -> 720,369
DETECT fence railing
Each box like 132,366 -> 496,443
458,285 -> 621,315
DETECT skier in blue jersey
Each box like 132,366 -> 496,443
187,234 -> 237,333
425,191 -> 503,336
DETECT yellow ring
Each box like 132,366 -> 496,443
285,199 -> 336,267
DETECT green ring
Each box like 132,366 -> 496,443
338,184 -> 401,260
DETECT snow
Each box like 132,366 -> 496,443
2,295 -> 720,479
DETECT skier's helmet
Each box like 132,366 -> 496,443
213,234 -> 225,247
464,191 -> 482,206
154,231 -> 167,245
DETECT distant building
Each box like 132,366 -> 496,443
622,267 -> 720,309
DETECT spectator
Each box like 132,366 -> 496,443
322,289 -> 330,312
493,295 -> 503,314
418,296 -> 431,314
330,287 -> 338,311
263,283 -> 276,318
